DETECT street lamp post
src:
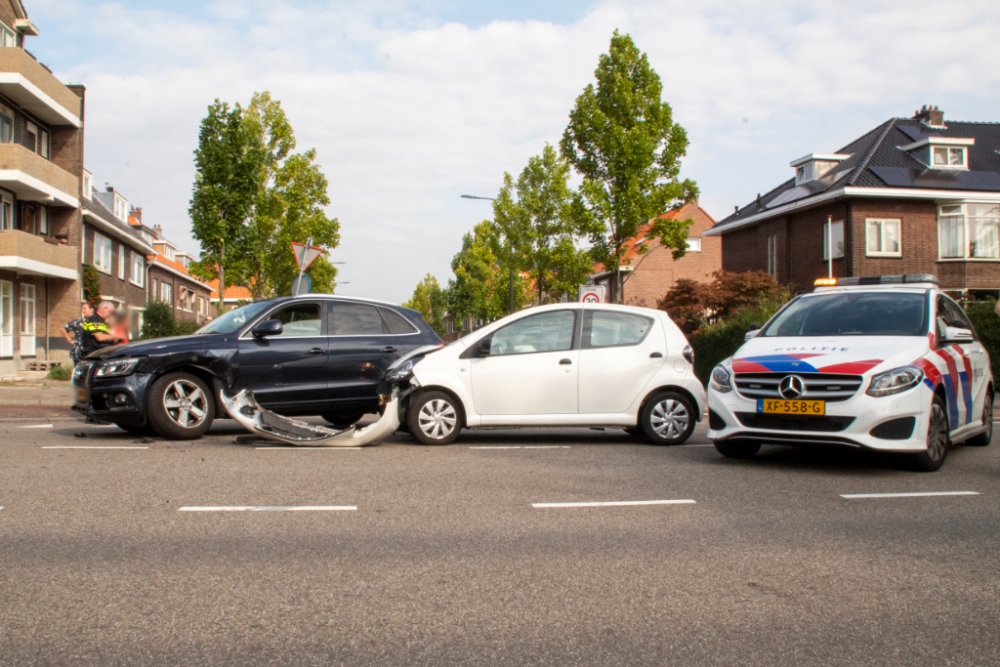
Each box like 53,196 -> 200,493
460,194 -> 514,315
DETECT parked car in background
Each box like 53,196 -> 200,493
72,296 -> 443,439
707,275 -> 993,471
383,303 -> 706,445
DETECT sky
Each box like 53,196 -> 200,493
23,0 -> 1000,303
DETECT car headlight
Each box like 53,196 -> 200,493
866,365 -> 923,397
93,358 -> 143,378
385,359 -> 417,383
710,364 -> 732,393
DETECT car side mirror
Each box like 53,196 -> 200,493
477,337 -> 491,357
745,323 -> 761,342
747,323 -> 760,332
252,319 -> 283,338
944,326 -> 973,343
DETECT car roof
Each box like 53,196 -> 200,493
810,285 -> 934,295
281,293 -> 400,307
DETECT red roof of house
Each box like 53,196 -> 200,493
207,278 -> 253,301
593,202 -> 715,273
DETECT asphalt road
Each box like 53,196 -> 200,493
1,416 -> 998,667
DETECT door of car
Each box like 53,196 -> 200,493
471,309 -> 578,416
326,301 -> 402,405
937,295 -> 988,427
237,301 -> 328,409
577,309 -> 665,414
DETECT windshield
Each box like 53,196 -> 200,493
196,301 -> 274,335
761,292 -> 928,337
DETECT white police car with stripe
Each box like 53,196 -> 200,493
707,275 -> 993,471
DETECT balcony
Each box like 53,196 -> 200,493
0,48 -> 81,127
0,143 -> 79,207
0,228 -> 78,279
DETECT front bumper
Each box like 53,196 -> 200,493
707,384 -> 931,452
71,363 -> 151,427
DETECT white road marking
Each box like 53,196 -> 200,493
18,424 -> 53,429
840,491 -> 981,499
255,446 -> 362,450
469,446 -> 570,450
41,446 -> 148,450
178,505 -> 357,512
532,499 -> 696,508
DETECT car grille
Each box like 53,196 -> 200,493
735,412 -> 856,432
734,373 -> 863,402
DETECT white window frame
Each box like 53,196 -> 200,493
0,192 -> 12,231
93,232 -> 112,273
38,207 -> 48,235
822,220 -> 845,260
0,105 -> 12,144
686,237 -> 702,252
82,171 -> 92,200
937,203 -> 1000,261
160,282 -> 172,306
118,246 -> 126,280
931,146 -> 967,170
113,195 -> 127,221
0,279 -> 12,358
38,128 -> 49,159
130,253 -> 145,287
865,218 -> 902,257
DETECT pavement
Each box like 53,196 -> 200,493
1,414 -> 998,666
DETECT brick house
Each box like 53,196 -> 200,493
0,1 -> 85,375
81,181 -> 155,337
135,217 -> 213,325
706,106 -> 1000,297
206,279 -> 252,316
591,200 -> 721,307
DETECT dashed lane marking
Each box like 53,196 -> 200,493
532,499 -> 696,508
41,446 -> 149,450
255,446 -> 362,450
18,424 -> 53,429
470,446 -> 570,450
840,491 -> 980,499
178,505 -> 357,512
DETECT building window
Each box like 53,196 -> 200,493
113,196 -> 128,221
82,171 -> 92,200
131,254 -> 145,287
38,128 -> 50,159
198,296 -> 206,315
93,232 -> 112,273
822,220 -> 845,260
686,237 -> 702,252
938,203 -> 1000,260
38,207 -> 48,235
0,23 -> 14,47
160,282 -> 172,306
866,219 -> 901,257
932,146 -> 966,169
118,246 -> 126,280
0,108 -> 11,144
0,279 -> 11,358
0,194 -> 12,231
766,234 -> 778,276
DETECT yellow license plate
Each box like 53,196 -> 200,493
757,399 -> 825,415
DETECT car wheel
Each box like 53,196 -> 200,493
713,440 -> 761,459
965,391 -> 993,447
321,411 -> 365,429
117,423 -> 155,436
906,395 -> 950,472
147,372 -> 215,440
408,390 -> 462,445
640,391 -> 695,445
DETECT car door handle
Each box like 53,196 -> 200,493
383,346 -> 397,353
650,352 -> 663,358
308,347 -> 325,355
559,358 -> 572,365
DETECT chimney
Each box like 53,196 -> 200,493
131,207 -> 142,223
913,104 -> 945,128
152,224 -> 163,237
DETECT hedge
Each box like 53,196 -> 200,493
966,299 -> 1000,386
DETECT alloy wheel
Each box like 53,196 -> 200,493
650,399 -> 690,440
418,399 -> 457,440
162,379 -> 209,429
926,402 -> 949,462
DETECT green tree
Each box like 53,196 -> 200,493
140,301 -> 177,340
403,274 -> 448,336
492,145 -> 598,305
560,31 -> 698,303
447,221 -> 528,324
188,99 -> 261,313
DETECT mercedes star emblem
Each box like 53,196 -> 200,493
778,375 -> 806,399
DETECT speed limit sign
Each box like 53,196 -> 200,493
579,285 -> 606,304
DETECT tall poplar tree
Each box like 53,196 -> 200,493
561,31 -> 698,303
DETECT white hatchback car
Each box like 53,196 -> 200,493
707,275 -> 993,471
387,303 -> 706,445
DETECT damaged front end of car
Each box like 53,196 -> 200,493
220,345 -> 439,446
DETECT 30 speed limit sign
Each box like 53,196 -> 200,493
579,285 -> 606,304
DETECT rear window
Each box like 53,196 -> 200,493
582,311 -> 652,348
380,308 -> 418,335
762,292 -> 928,337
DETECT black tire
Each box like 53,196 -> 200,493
146,372 -> 215,440
407,390 -> 462,445
117,423 -> 154,436
321,411 -> 365,429
713,440 -> 761,459
906,395 -> 950,472
640,391 -> 696,445
965,391 -> 993,447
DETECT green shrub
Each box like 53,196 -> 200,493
174,319 -> 202,336
965,299 -> 1000,386
81,264 -> 101,304
46,364 -> 72,381
141,301 -> 177,340
689,297 -> 788,385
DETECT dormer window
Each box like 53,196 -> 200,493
899,137 -> 973,170
113,195 -> 128,221
932,146 -> 966,168
790,153 -> 851,185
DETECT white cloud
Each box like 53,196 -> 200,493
28,0 -> 1000,302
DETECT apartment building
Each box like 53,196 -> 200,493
706,106 -> 1000,296
0,1 -> 84,375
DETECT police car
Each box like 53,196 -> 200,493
707,275 -> 993,471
